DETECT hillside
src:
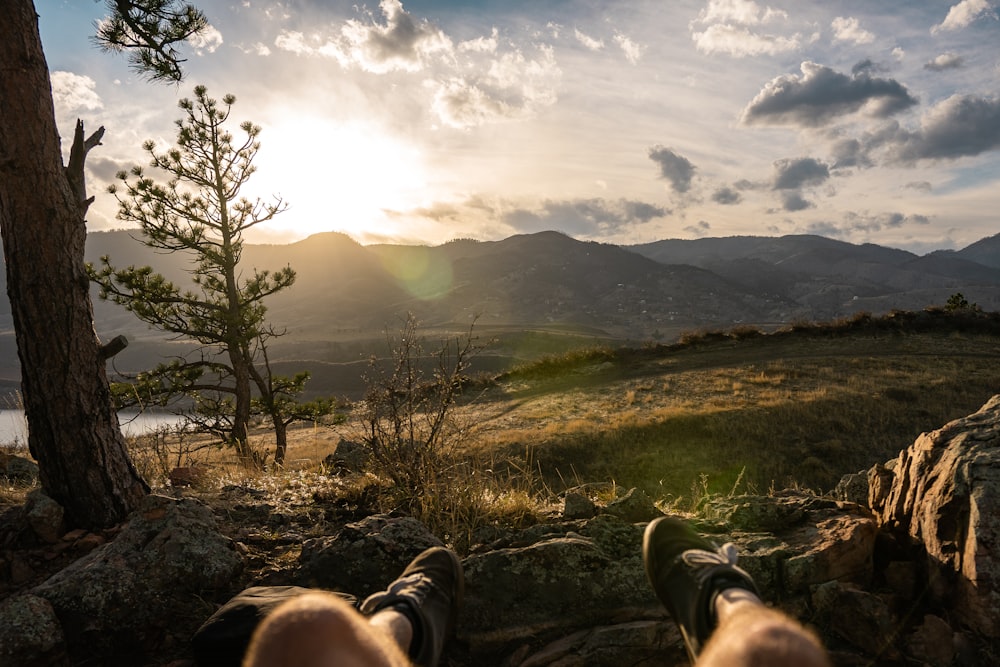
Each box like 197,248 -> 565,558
1,229 -> 999,397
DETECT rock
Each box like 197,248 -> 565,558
323,439 -> 370,472
833,470 -> 869,507
459,516 -> 661,654
30,494 -> 243,662
867,462 -> 895,515
603,487 -> 661,523
812,581 -> 898,658
782,512 -> 878,592
904,614 -> 954,667
297,515 -> 443,597
563,492 -> 595,520
517,620 -> 684,666
0,594 -> 67,667
169,466 -> 207,487
874,394 -> 1000,637
0,451 -> 38,482
703,493 -> 813,532
24,490 -> 64,544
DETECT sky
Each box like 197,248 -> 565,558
39,0 -> 1000,253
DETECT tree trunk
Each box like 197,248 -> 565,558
273,416 -> 288,466
0,1 -> 148,529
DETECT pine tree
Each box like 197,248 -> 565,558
90,86 -> 294,465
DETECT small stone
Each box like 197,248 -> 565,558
563,492 -> 595,520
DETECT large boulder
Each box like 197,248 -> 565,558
874,394 -> 1000,637
297,515 -> 444,598
0,594 -> 67,667
29,494 -> 243,663
460,514 -> 661,655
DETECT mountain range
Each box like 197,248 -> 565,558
0,229 -> 998,396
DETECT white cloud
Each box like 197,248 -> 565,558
932,0 -> 997,33
459,29 -> 498,54
831,17 -> 875,45
189,23 -> 223,54
275,0 -> 453,73
692,23 -> 801,57
574,28 -> 604,51
614,31 -> 644,64
238,42 -> 272,56
697,0 -> 782,26
428,44 -> 561,129
50,71 -> 103,114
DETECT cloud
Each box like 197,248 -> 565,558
741,61 -> 917,127
924,53 -> 965,71
873,94 -> 1000,164
459,29 -> 498,54
697,0 -> 786,25
188,23 -> 223,54
772,157 -> 830,189
574,29 -> 604,51
690,0 -> 800,57
831,17 -> 875,44
275,0 -> 452,73
904,181 -> 933,192
648,146 -> 696,193
691,23 -> 800,57
711,187 -> 742,204
684,220 -> 712,235
50,71 -> 103,114
804,211 -> 931,237
932,0 -> 998,33
427,44 -> 560,129
501,197 -> 669,235
613,31 -> 644,64
781,191 -> 813,211
830,137 -> 872,169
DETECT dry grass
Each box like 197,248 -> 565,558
457,327 -> 1000,506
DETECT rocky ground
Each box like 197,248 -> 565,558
3,394 -> 1000,666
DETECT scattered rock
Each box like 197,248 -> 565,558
603,487 -> 661,523
24,491 -> 64,545
169,466 -> 208,488
562,492 -> 595,520
833,470 -> 869,507
323,439 -> 370,473
0,452 -> 38,483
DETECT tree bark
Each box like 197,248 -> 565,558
0,1 -> 148,529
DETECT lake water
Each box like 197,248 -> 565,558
0,409 -> 187,446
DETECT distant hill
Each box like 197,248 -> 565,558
1,229 -> 999,396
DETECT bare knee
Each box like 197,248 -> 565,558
699,607 -> 830,667
244,592 -> 409,667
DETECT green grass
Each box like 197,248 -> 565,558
465,312 -> 1000,506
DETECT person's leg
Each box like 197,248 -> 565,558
697,587 -> 830,667
244,546 -> 464,667
643,516 -> 830,667
243,591 -> 413,667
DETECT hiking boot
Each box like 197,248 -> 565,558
361,547 -> 464,667
643,516 -> 759,661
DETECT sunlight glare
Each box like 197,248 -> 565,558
250,115 -> 430,242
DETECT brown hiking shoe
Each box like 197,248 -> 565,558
361,547 -> 464,666
643,516 -> 759,661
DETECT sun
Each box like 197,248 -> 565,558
248,114 -> 431,243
